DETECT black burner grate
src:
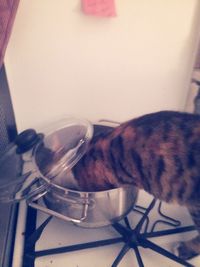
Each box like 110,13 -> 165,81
22,198 -> 196,267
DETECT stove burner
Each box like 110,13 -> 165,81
22,198 -> 196,267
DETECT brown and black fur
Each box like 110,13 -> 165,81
72,111 -> 200,260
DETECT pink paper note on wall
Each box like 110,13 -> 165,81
81,0 -> 116,17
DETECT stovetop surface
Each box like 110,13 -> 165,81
13,190 -> 200,267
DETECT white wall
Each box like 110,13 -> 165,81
4,0 -> 200,131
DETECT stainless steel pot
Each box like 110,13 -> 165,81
0,118 -> 138,228
28,181 -> 138,228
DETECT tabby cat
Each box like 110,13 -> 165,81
72,110 -> 200,261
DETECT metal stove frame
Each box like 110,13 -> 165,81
22,198 -> 196,267
0,64 -> 18,267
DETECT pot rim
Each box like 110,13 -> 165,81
47,177 -> 137,196
32,160 -> 137,196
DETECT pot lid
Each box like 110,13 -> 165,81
33,118 -> 93,180
0,118 -> 93,203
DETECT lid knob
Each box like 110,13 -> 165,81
15,129 -> 43,153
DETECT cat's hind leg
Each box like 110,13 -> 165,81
174,206 -> 200,260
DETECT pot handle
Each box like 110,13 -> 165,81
97,119 -> 120,126
27,193 -> 89,224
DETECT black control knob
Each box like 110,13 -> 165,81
15,129 -> 43,153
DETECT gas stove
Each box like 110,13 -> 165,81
1,118 -> 199,267
12,190 -> 200,267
